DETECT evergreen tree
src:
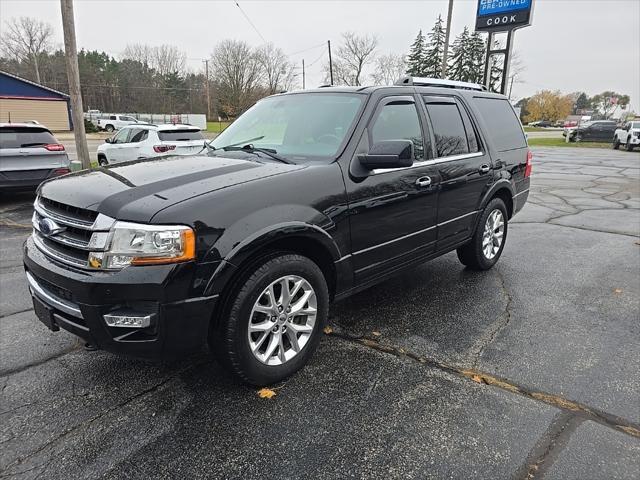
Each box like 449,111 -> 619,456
406,30 -> 426,76
489,40 -> 504,92
448,27 -> 470,81
467,31 -> 486,84
423,15 -> 446,78
574,92 -> 590,113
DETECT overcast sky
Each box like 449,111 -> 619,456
1,0 -> 639,110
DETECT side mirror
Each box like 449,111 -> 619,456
358,140 -> 414,170
104,138 -> 112,144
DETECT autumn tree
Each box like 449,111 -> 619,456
0,17 -> 53,83
523,90 -> 573,123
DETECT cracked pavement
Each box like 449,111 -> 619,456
1,146 -> 639,479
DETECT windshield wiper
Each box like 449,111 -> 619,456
223,144 -> 295,164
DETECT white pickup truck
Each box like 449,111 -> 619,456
96,114 -> 138,133
613,120 -> 640,151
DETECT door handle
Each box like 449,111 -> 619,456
415,176 -> 431,188
479,164 -> 491,174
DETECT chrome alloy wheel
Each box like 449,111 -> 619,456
482,209 -> 505,260
248,275 -> 317,366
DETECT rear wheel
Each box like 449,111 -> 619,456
210,253 -> 328,386
457,198 -> 508,271
613,136 -> 620,149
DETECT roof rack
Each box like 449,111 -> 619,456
395,76 -> 486,92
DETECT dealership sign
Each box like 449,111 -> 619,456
476,0 -> 534,31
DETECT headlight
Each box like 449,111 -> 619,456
88,222 -> 195,270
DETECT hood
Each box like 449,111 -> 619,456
39,155 -> 304,222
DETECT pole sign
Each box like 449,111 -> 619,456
476,0 -> 534,32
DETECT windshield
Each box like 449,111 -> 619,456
211,93 -> 366,162
0,127 -> 57,149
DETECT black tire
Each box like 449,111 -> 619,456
210,253 -> 329,386
613,137 -> 620,150
457,198 -> 509,271
626,137 -> 634,151
105,124 -> 114,133
98,156 -> 108,166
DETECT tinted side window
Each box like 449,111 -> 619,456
129,129 -> 148,142
109,115 -> 117,120
425,102 -> 469,157
473,98 -> 526,151
456,100 -> 480,153
370,101 -> 425,160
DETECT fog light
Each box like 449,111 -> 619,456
103,310 -> 153,328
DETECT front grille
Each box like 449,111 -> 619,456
32,196 -> 114,269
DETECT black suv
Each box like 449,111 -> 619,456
24,77 -> 531,385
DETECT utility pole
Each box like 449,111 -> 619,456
60,0 -> 90,169
203,59 -> 211,121
327,40 -> 334,85
302,59 -> 305,90
441,0 -> 454,78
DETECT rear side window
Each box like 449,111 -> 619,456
158,129 -> 204,141
0,127 -> 57,149
473,98 -> 526,151
129,129 -> 148,142
424,102 -> 469,157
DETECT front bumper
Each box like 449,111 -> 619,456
23,236 -> 218,360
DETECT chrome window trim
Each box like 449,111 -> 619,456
26,271 -> 83,319
351,210 -> 479,256
371,151 -> 484,175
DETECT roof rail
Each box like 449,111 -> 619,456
395,76 -> 486,92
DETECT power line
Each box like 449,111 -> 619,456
286,42 -> 325,57
234,1 -> 267,44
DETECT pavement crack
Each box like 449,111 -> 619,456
0,308 -> 34,320
513,412 -> 584,480
1,359 -> 208,475
0,343 -> 81,378
468,269 -> 512,367
325,329 -> 640,440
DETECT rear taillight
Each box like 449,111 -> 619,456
44,144 -> 65,151
524,149 -> 533,178
153,145 -> 176,153
52,168 -> 71,176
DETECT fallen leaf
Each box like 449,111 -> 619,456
613,288 -> 623,294
257,388 -> 276,399
471,375 -> 484,384
372,331 -> 381,337
323,326 -> 333,334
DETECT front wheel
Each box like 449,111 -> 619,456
613,137 -> 620,149
626,137 -> 634,151
98,156 -> 108,166
210,253 -> 329,386
105,124 -> 114,133
457,198 -> 508,270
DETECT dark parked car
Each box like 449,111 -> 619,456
569,120 -> 617,142
24,77 -> 531,385
0,123 -> 71,191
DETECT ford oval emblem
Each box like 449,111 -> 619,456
38,217 -> 66,237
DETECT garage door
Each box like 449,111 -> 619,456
0,98 -> 70,131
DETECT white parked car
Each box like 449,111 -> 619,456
96,114 -> 138,132
96,124 -> 206,165
613,121 -> 640,151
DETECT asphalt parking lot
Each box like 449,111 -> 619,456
1,146 -> 639,479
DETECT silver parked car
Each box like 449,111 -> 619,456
0,123 -> 71,191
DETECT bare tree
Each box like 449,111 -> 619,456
371,53 -> 406,85
210,39 -> 264,116
256,43 -> 295,94
325,32 -> 378,86
122,44 -> 186,76
0,17 -> 53,83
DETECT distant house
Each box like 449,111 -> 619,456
0,71 -> 72,131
